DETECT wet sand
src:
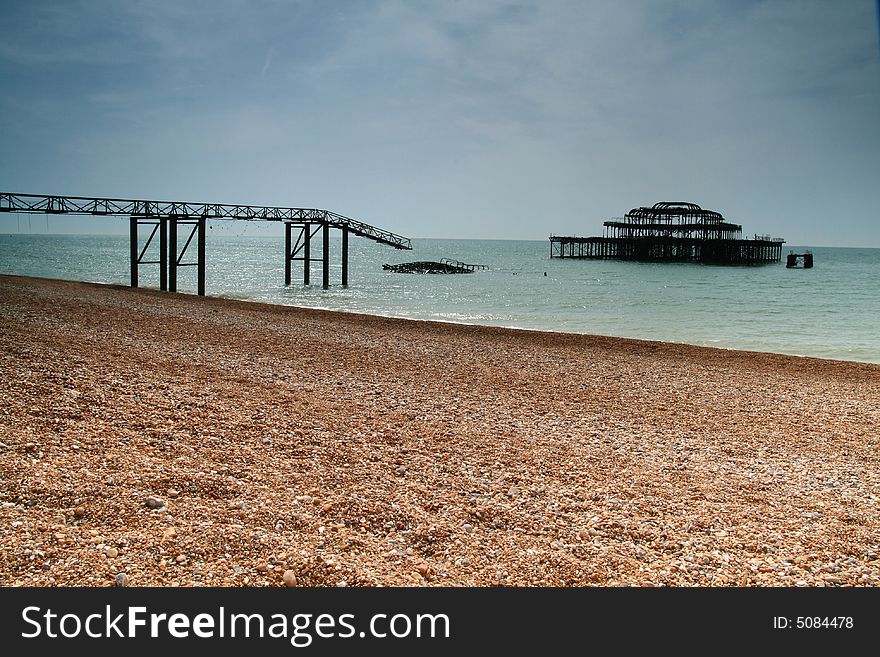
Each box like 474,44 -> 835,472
1,274 -> 878,586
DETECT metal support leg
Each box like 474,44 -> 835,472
303,222 -> 311,285
284,222 -> 292,286
322,223 -> 330,290
341,227 -> 349,287
169,216 -> 178,292
129,216 -> 138,288
159,217 -> 168,291
197,217 -> 206,296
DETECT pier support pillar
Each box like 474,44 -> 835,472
341,227 -> 349,287
284,222 -> 292,286
322,223 -> 330,290
303,223 -> 311,285
169,216 -> 178,292
197,216 -> 206,296
129,216 -> 138,288
159,217 -> 168,291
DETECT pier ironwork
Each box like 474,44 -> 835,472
1,192 -> 412,294
550,202 -> 784,264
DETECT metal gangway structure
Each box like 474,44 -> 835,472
0,192 -> 412,294
439,258 -> 488,271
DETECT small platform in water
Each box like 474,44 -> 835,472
786,251 -> 813,268
383,261 -> 479,274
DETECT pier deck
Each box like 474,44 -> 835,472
550,235 -> 785,264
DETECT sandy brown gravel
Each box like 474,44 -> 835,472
1,274 -> 878,587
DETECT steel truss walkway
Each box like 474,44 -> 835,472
1,192 -> 412,294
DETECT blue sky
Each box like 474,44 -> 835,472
1,0 -> 878,246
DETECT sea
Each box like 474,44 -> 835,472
1,229 -> 878,364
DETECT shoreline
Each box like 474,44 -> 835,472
6,273 -> 880,368
1,274 -> 878,586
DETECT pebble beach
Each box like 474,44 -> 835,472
1,274 -> 878,587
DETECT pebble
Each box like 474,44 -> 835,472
73,506 -> 86,518
145,496 -> 165,509
114,573 -> 128,587
167,489 -> 180,498
175,554 -> 187,563
321,503 -> 333,514
6,278 -> 880,589
282,570 -> 297,587
105,548 -> 118,558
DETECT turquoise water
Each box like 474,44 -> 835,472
1,231 -> 878,363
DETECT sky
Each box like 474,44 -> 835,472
0,0 -> 878,246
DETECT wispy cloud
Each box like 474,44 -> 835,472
261,47 -> 274,78
0,0 -> 877,244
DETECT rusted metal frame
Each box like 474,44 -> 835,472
166,217 -> 206,295
130,216 -> 166,289
342,227 -> 349,287
137,220 -> 161,264
197,217 -> 206,296
322,223 -> 330,289
303,224 -> 311,285
159,217 -> 168,291
283,223 -> 322,286
284,222 -> 293,286
169,217 -> 178,292
175,220 -> 200,266
130,217 -> 138,288
326,210 -> 411,250
2,192 -> 410,249
287,224 -> 322,259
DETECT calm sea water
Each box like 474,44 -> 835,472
1,230 -> 878,363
